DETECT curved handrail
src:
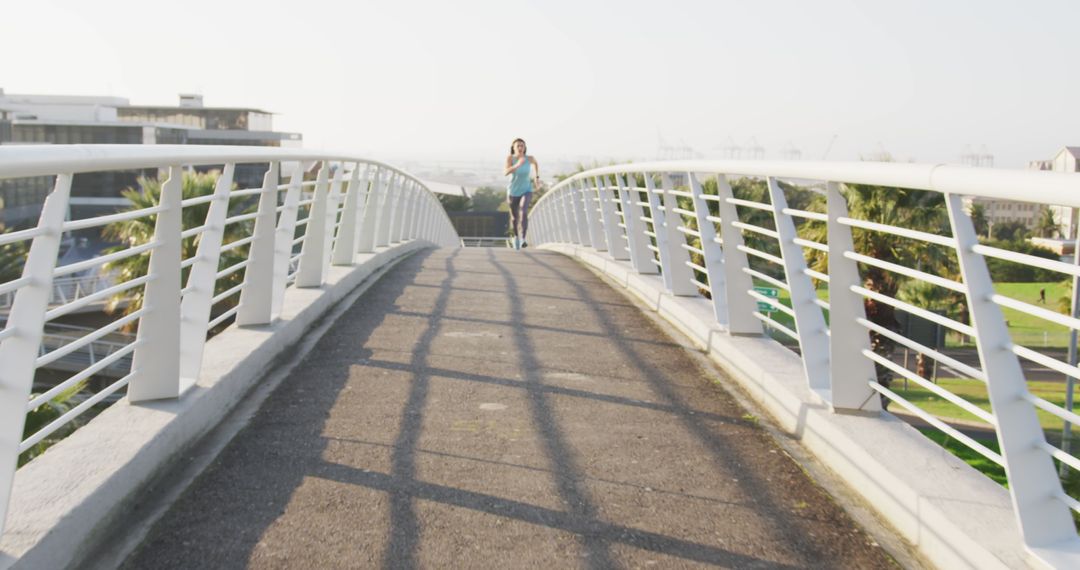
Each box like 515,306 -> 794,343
537,159 -> 1080,208
0,144 -> 428,186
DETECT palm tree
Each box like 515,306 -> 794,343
101,171 -> 254,325
1036,207 -> 1058,238
968,202 -> 989,238
897,279 -> 963,379
804,184 -> 953,397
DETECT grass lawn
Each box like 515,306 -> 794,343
917,427 -> 1007,485
992,282 -> 1072,348
748,278 -> 1080,516
915,425 -> 1080,526
752,279 -> 1072,349
893,377 -> 1076,442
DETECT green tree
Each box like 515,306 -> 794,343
20,381 -> 87,466
0,224 -> 28,283
896,280 -> 962,378
991,220 -> 1029,242
470,187 -> 507,212
437,193 -> 470,212
101,171 -> 253,323
983,239 -> 1060,282
968,202 -> 989,238
803,184 -> 953,399
1036,207 -> 1058,238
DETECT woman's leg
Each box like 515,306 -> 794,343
519,192 -> 532,243
508,195 -> 521,238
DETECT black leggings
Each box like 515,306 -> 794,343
508,192 -> 532,239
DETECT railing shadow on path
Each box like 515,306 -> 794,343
119,248 -> 445,569
514,250 -> 893,567
122,248 -> 888,569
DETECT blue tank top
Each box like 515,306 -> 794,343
508,156 -> 532,197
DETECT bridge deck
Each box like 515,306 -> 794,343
122,248 -> 894,569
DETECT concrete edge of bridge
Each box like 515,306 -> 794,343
541,243 -> 1038,570
0,240 -> 431,570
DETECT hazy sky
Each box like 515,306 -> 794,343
3,0 -> 1077,168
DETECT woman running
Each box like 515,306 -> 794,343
504,138 -> 540,250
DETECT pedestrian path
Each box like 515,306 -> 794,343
122,248 -> 894,569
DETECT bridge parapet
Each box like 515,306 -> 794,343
0,145 -> 459,556
533,160 -> 1080,568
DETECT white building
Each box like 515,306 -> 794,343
1029,146 -> 1080,239
960,195 -> 1043,238
0,89 -> 301,227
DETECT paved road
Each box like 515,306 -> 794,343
890,346 -> 1070,383
123,248 -> 895,569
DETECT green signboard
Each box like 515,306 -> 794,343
754,286 -> 779,313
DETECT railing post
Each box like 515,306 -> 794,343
375,172 -> 397,247
533,206 -> 545,245
596,175 -> 629,260
296,162 -> 332,287
412,184 -> 424,240
389,181 -> 405,244
420,189 -> 432,241
570,179 -> 596,248
826,182 -> 880,412
425,193 -> 439,242
326,163 -> 345,253
388,175 -> 406,244
945,193 -> 1075,551
715,174 -> 763,333
178,163 -> 235,385
420,189 -> 433,241
555,188 -> 571,243
562,187 -> 582,245
405,184 -> 420,240
548,199 -> 557,243
617,174 -> 658,274
647,174 -> 695,295
357,166 -> 382,253
548,190 -> 563,243
236,162 -> 281,325
570,181 -> 592,248
577,179 -> 604,250
416,193 -> 431,243
395,182 -> 413,242
129,166 -> 183,402
567,185 -> 583,245
768,176 -> 829,395
688,172 -> 730,326
331,164 -> 364,265
0,174 -> 72,536
271,164 -> 304,318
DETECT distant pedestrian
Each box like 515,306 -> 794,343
1040,288 -> 1046,304
504,138 -> 540,250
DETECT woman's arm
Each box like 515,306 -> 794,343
504,155 -> 525,176
529,156 -> 540,188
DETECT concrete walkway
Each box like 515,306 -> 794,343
122,248 -> 895,569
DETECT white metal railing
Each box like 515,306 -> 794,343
532,160 -> 1080,566
0,273 -> 115,311
36,322 -> 135,378
0,145 -> 460,537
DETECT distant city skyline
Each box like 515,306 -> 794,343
2,0 -> 1077,169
